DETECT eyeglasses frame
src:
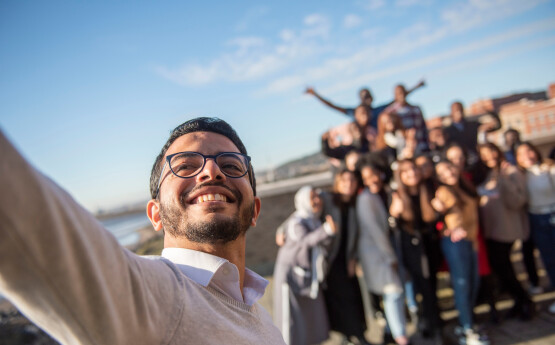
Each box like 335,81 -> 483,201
154,151 -> 253,199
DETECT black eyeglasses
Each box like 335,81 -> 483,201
155,151 -> 251,197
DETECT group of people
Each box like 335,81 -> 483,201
273,82 -> 555,345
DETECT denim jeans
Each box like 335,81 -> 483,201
383,290 -> 406,338
404,281 -> 417,311
441,237 -> 479,330
529,212 -> 555,286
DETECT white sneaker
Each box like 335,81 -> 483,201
549,302 -> 555,314
528,285 -> 543,295
458,329 -> 490,345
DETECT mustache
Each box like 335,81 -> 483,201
180,180 -> 243,205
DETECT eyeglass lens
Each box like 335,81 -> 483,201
169,152 -> 248,178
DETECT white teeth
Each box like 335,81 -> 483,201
196,193 -> 227,204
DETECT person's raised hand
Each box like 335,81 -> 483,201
500,160 -> 516,177
478,122 -> 495,133
275,232 -> 285,247
389,192 -> 404,218
305,87 -> 315,95
325,215 -> 338,234
431,197 -> 445,213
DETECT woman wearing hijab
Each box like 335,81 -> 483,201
273,186 -> 337,345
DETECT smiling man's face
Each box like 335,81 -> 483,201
152,131 -> 261,244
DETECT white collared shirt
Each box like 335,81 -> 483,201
161,248 -> 268,306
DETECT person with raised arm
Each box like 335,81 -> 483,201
0,117 -> 286,344
443,101 -> 502,165
384,85 -> 428,153
305,80 -> 425,129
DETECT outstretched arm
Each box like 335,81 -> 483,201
478,110 -> 502,133
0,130 -> 179,344
406,78 -> 426,96
305,87 -> 349,114
374,79 -> 426,111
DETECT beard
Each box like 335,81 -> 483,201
158,185 -> 255,245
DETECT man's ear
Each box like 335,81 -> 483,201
147,199 -> 163,232
250,196 -> 262,227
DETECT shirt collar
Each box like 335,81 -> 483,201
453,121 -> 465,131
161,248 -> 268,306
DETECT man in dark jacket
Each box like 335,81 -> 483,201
444,101 -> 502,164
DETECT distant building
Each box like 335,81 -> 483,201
488,83 -> 555,157
467,90 -> 547,116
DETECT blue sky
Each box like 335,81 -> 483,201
1,0 -> 554,212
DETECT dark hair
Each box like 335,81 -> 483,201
395,84 -> 406,93
394,158 -> 436,227
414,152 -> 434,163
359,88 -> 373,98
515,141 -> 544,169
435,159 -> 478,199
504,128 -> 520,136
443,142 -> 468,164
149,117 -> 256,199
357,152 -> 392,183
332,168 -> 359,205
443,142 -> 467,157
477,142 -> 505,169
450,101 -> 463,109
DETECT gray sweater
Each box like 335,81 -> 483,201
0,130 -> 285,345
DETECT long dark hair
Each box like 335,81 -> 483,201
477,142 -> 505,170
332,168 -> 359,206
514,141 -> 546,171
436,160 -> 478,209
395,159 -> 436,228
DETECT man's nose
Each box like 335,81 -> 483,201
196,158 -> 226,182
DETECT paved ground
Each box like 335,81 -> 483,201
252,190 -> 555,344
259,274 -> 555,345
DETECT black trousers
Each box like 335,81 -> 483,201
486,239 -> 530,306
400,231 -> 441,332
521,238 -> 539,287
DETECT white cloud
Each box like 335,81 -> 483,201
260,0 -> 553,95
156,0 -> 550,89
428,35 -> 555,79
396,0 -> 432,7
280,29 -> 295,42
226,37 -> 266,56
302,13 -> 331,38
322,18 -> 555,94
156,14 -> 331,86
235,6 -> 269,32
264,75 -> 305,93
441,0 -> 547,32
344,14 -> 362,29
361,28 -> 382,39
360,0 -> 386,10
